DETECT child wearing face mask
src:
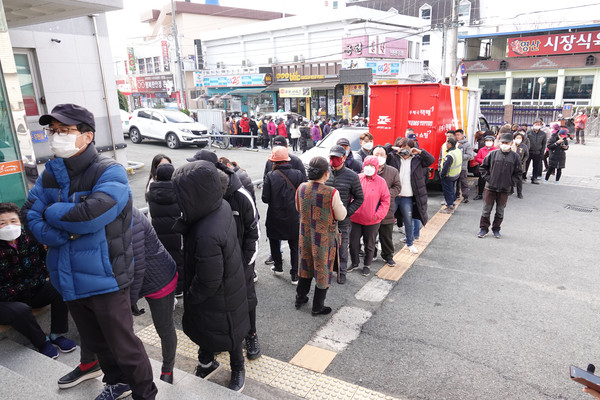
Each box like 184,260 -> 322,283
512,131 -> 529,199
0,202 -> 76,359
473,135 -> 497,200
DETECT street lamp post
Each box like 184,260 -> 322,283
536,76 -> 546,119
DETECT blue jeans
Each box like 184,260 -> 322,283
396,197 -> 420,247
441,177 -> 457,207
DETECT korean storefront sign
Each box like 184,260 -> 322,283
275,71 -> 325,82
127,47 -> 136,73
135,75 -> 174,93
161,41 -> 170,71
194,73 -> 266,87
344,85 -> 365,96
342,35 -> 408,59
279,87 -> 311,98
508,30 -> 600,57
366,61 -> 400,76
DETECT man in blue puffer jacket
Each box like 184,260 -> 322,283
22,104 -> 157,400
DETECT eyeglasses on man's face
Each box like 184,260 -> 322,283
43,127 -> 81,136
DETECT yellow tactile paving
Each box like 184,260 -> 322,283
136,325 -> 403,400
290,344 -> 338,373
377,199 -> 461,281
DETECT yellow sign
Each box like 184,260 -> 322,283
276,72 -> 325,82
375,79 -> 399,85
279,87 -> 311,98
344,84 -> 365,96
342,95 -> 352,120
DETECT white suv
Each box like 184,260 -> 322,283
128,108 -> 209,149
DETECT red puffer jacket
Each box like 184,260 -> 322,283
350,173 -> 390,226
474,145 -> 497,165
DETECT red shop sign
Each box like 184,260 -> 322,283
508,30 -> 600,57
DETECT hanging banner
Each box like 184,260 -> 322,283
508,31 -> 600,57
161,41 -> 170,71
127,47 -> 136,73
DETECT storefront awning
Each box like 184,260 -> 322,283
265,80 -> 340,91
229,88 -> 267,95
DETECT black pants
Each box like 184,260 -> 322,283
199,341 -> 244,372
378,223 -> 395,261
269,237 -> 298,275
349,222 -> 380,267
146,292 -> 177,372
0,281 -> 68,349
545,167 -> 562,182
480,190 -> 509,232
67,288 -> 157,400
291,138 -> 299,151
525,153 -> 543,181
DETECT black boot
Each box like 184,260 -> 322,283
295,277 -> 311,309
311,287 -> 332,316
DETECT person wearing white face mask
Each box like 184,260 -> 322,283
22,104 -> 157,399
0,202 -> 76,360
357,132 -> 374,162
525,119 -> 547,184
348,156 -> 391,277
473,135 -> 497,200
372,146 -> 401,266
477,133 -> 523,239
511,131 -> 529,199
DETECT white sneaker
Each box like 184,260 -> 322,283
407,245 -> 419,254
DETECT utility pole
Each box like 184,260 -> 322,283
448,0 -> 459,85
171,0 -> 187,109
440,19 -> 447,83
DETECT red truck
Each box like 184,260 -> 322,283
368,83 -> 489,180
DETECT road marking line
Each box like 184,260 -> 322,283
355,277 -> 394,302
136,325 -> 403,399
308,307 -> 372,353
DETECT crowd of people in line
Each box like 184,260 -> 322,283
223,112 -> 367,152
0,102 -> 582,400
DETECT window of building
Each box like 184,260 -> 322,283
479,78 -> 506,100
422,35 -> 431,46
138,59 -> 145,74
423,60 -> 430,68
333,1 -> 338,8
13,51 -> 42,116
146,58 -> 154,74
407,41 -> 413,59
563,75 -> 594,99
512,77 -> 558,100
415,43 -> 420,59
419,4 -> 432,20
154,57 -> 161,73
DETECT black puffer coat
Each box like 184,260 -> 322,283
129,208 -> 177,303
233,166 -> 256,204
262,163 -> 304,240
387,149 -> 435,226
147,180 -> 183,271
220,165 -> 259,310
325,166 -> 364,227
172,161 -> 249,352
263,154 -> 307,180
547,133 -> 568,169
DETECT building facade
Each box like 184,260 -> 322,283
462,24 -> 600,108
195,6 -> 426,120
0,0 -> 124,205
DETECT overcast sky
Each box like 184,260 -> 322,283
106,0 -> 600,59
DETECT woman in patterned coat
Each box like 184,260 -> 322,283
295,157 -> 347,316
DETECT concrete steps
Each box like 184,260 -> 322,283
0,338 -> 253,399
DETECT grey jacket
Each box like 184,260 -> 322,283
457,138 -> 474,170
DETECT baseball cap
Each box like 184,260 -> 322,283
273,135 -> 287,146
484,135 -> 495,141
186,149 -> 218,163
329,145 -> 346,158
558,128 -> 569,137
336,138 -> 350,147
39,103 -> 96,131
499,133 -> 514,143
406,133 -> 417,140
